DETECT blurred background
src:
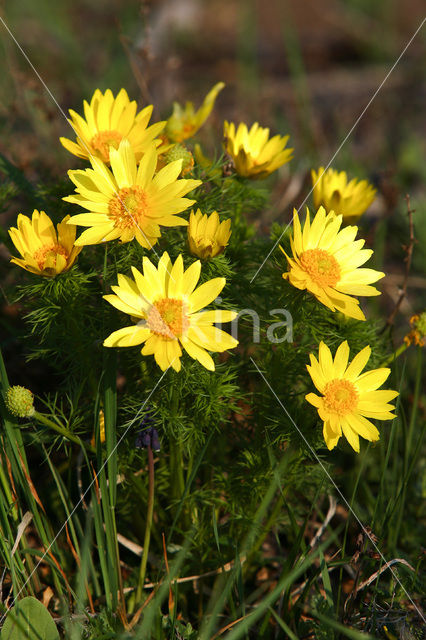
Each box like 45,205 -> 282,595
0,0 -> 425,366
1,0 -> 425,173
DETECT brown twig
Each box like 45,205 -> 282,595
386,195 -> 416,327
344,557 -> 416,618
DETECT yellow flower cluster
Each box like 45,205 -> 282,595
280,204 -> 397,451
6,82 -> 398,452
8,85 -> 238,373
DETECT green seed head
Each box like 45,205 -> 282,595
164,144 -> 194,176
5,386 -> 35,418
415,311 -> 426,337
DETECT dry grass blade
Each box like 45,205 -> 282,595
11,511 -> 33,557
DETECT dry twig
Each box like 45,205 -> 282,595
386,195 -> 416,327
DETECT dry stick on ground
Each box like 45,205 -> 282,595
386,195 -> 416,327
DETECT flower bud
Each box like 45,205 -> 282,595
404,311 -> 426,347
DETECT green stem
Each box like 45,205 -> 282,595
391,347 -> 423,550
33,412 -> 95,453
336,445 -> 370,617
135,445 -> 155,604
381,341 -> 410,367
169,381 -> 185,502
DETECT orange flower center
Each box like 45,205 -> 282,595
33,244 -> 68,270
146,298 -> 189,339
183,123 -> 195,136
323,379 -> 358,415
108,186 -> 148,229
300,248 -> 341,288
91,130 -> 123,162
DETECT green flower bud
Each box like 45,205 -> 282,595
164,144 -> 194,176
415,311 -> 426,337
5,386 -> 35,418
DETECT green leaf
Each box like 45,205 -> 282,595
1,597 -> 59,640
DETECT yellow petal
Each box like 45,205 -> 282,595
181,337 -> 215,370
355,367 -> 390,392
188,278 -> 225,313
333,341 -> 350,378
345,414 -> 379,441
103,325 -> 150,347
323,421 -> 340,450
341,419 -> 360,452
344,346 -> 371,380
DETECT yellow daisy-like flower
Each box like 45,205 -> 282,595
188,209 -> 231,260
8,210 -> 82,277
64,139 -> 201,249
223,121 -> 293,179
306,341 -> 398,452
311,167 -> 376,224
103,252 -> 238,372
281,206 -> 384,321
165,82 -> 225,143
60,88 -> 165,164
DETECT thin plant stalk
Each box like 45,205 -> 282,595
391,347 -> 423,549
33,412 -> 95,453
135,444 -> 155,605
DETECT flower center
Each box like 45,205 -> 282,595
300,248 -> 341,288
146,298 -> 189,339
91,130 -> 123,162
108,186 -> 148,229
183,123 -> 195,136
323,379 -> 358,415
33,244 -> 68,270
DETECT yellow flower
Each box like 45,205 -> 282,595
223,121 -> 293,179
60,88 -> 165,164
188,210 -> 231,260
64,139 -> 201,249
91,410 -> 106,447
103,252 -> 238,372
306,341 -> 398,452
281,206 -> 384,321
9,210 -> 82,276
165,82 -> 225,143
311,167 -> 376,224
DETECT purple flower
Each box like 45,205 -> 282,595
135,411 -> 160,451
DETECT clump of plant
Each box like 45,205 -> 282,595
0,83 -> 423,640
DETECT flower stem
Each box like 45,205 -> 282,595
33,411 -> 95,453
380,341 -> 410,367
135,444 -> 155,604
169,381 -> 185,502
